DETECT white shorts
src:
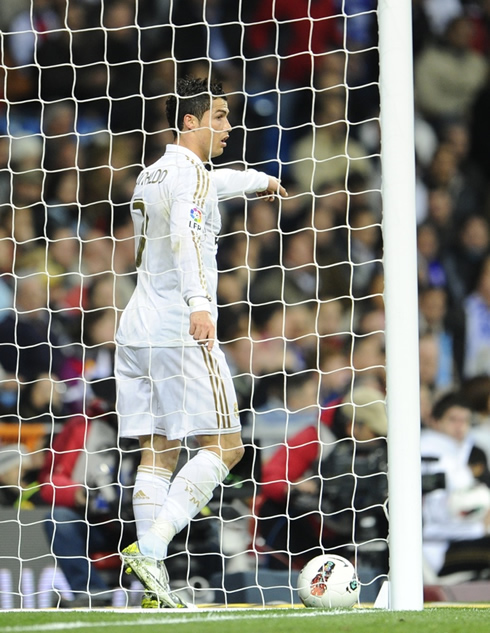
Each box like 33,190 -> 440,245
115,344 -> 241,441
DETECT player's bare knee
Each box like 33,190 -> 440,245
223,442 -> 245,470
139,435 -> 181,472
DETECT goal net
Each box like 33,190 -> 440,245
0,0 -> 390,609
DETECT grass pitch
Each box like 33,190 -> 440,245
0,606 -> 489,633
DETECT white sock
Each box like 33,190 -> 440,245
132,465 -> 172,540
138,449 -> 229,559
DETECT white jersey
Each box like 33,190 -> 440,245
116,144 -> 268,347
420,428 -> 486,573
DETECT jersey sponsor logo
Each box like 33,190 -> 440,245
189,207 -> 203,231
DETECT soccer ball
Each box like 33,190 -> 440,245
297,554 -> 360,608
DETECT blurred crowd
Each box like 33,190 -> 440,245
1,0 -> 490,595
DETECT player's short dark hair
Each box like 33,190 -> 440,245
431,391 -> 471,421
166,77 -> 226,139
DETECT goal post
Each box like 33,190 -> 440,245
0,0 -> 423,611
378,0 -> 423,611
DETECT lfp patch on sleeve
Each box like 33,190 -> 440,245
189,207 -> 203,231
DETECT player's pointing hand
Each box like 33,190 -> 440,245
256,176 -> 288,201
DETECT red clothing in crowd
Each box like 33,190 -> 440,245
39,415 -> 89,507
259,401 -> 339,503
247,0 -> 341,84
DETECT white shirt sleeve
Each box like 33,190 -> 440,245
210,168 -> 269,200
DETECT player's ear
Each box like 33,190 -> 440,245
183,113 -> 198,131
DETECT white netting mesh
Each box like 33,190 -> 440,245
0,0 -> 388,608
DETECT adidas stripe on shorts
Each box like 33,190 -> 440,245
115,344 -> 241,441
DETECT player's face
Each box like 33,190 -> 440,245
197,98 -> 231,160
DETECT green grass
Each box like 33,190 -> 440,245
0,607 -> 489,633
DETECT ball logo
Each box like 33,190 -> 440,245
298,554 -> 360,608
310,560 -> 335,596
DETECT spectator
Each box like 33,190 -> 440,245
420,382 -> 435,429
250,218 -> 351,325
5,0 -> 490,603
468,0 -> 490,57
352,334 -> 386,392
246,0 -> 339,89
417,221 -> 447,289
289,92 -> 375,194
0,368 -> 19,422
62,293 -> 125,416
249,370 -> 321,462
443,214 -> 490,305
6,0 -> 61,69
220,320 -> 256,418
423,186 -> 457,251
46,171 -> 82,236
349,206 -> 383,299
438,119 -> 487,220
250,229 -> 318,308
412,0 -> 436,58
10,171 -> 46,249
419,332 -> 443,400
256,385 -> 388,571
310,189 -> 351,300
414,15 -> 488,130
319,350 -> 352,406
39,412 -> 137,607
316,297 -> 351,359
470,68 -> 490,184
41,102 -> 80,201
245,0 -> 340,170
46,225 -> 83,313
421,391 -> 490,580
100,0 -> 144,133
0,267 -> 79,420
0,443 -> 43,508
0,136 -> 10,207
463,254 -> 490,378
251,303 -> 316,374
0,272 -> 72,383
460,374 -> 490,468
422,0 -> 463,36
84,271 -> 132,315
0,226 -> 14,315
418,285 -> 464,388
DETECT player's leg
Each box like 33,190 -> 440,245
116,346 -> 180,540
135,345 -> 244,561
137,431 -> 243,561
117,346 -> 185,607
121,345 -> 243,607
197,430 -> 245,470
124,432 -> 242,609
132,434 -> 181,539
121,433 -> 185,609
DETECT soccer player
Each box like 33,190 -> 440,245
116,76 -> 287,608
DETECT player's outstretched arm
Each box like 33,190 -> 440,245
255,176 -> 288,201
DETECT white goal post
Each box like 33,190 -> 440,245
0,0 -> 423,611
378,0 -> 423,611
